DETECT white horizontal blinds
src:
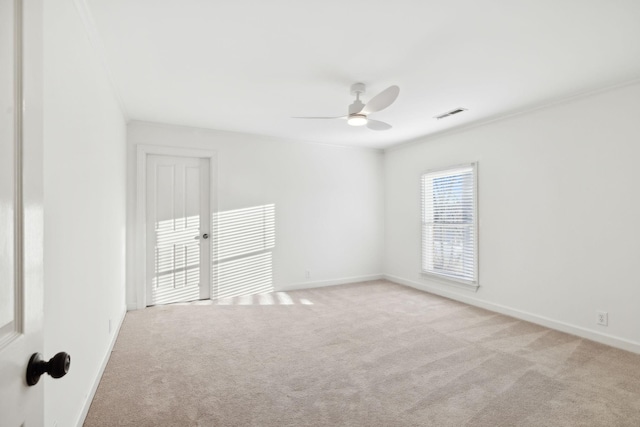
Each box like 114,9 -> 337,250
422,165 -> 477,283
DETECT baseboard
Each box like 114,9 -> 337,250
74,306 -> 127,427
126,302 -> 138,311
384,274 -> 640,355
281,274 -> 384,291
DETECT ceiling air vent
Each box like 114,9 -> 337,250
434,108 -> 467,120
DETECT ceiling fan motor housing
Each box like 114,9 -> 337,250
349,82 -> 366,115
349,100 -> 365,115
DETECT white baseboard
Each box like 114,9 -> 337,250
126,302 -> 138,311
384,274 -> 640,355
75,306 -> 127,427
281,274 -> 384,291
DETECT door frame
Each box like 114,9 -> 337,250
135,144 -> 217,309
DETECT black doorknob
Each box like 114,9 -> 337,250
26,352 -> 71,386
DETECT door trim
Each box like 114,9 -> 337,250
135,144 -> 217,310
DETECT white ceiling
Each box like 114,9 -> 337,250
85,0 -> 640,149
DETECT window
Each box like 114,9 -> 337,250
421,164 -> 477,286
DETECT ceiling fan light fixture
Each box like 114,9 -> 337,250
293,83 -> 398,131
347,114 -> 368,126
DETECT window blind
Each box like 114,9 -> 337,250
421,164 -> 477,284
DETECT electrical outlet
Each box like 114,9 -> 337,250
596,311 -> 608,326
305,270 -> 310,279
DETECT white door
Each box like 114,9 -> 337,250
0,0 -> 45,425
146,155 -> 211,305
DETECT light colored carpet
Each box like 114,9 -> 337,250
84,280 -> 640,426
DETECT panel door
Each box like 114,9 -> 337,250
146,155 -> 210,305
0,0 -> 45,425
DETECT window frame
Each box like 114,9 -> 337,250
420,162 -> 479,289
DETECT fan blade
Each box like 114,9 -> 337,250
361,85 -> 399,114
366,119 -> 392,131
291,116 -> 346,120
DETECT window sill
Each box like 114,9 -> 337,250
420,272 -> 479,292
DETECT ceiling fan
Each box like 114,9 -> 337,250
293,83 -> 399,131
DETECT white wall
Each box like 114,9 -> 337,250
384,81 -> 640,352
43,0 -> 126,426
126,122 -> 384,308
